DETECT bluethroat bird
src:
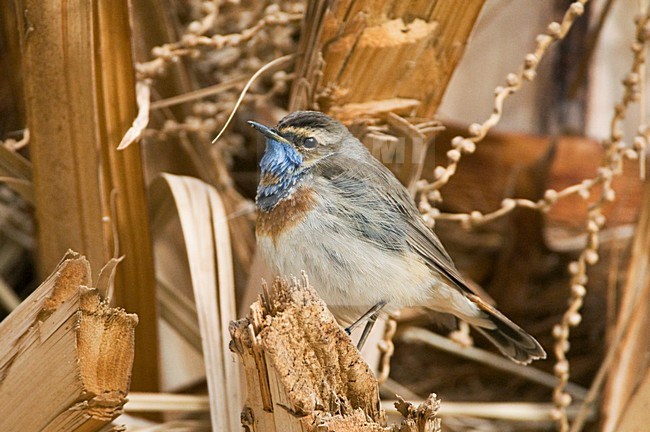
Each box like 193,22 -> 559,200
249,111 -> 546,364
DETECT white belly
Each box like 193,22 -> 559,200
257,211 -> 434,322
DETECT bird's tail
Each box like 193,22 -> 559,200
467,294 -> 546,365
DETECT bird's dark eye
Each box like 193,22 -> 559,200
303,137 -> 318,149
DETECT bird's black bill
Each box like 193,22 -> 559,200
247,121 -> 291,144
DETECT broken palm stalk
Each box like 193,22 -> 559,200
0,251 -> 137,431
230,276 -> 441,432
290,0 -> 486,118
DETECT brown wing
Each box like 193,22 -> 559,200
364,156 -> 478,296
402,209 -> 480,296
317,150 -> 478,297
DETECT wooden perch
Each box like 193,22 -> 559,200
0,251 -> 137,431
230,276 -> 440,431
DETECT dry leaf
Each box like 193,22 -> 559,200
150,174 -> 241,432
117,80 -> 151,150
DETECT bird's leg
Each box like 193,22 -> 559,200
356,313 -> 379,350
345,301 -> 387,334
344,301 -> 387,350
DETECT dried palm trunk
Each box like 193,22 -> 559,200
16,0 -> 159,391
230,277 -> 441,431
290,0 -> 486,118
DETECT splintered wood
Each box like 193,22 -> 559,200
230,277 -> 440,432
0,251 -> 137,432
290,0 -> 486,119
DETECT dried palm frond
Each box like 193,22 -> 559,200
150,174 -> 241,432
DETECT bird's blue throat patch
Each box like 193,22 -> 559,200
256,138 -> 304,211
